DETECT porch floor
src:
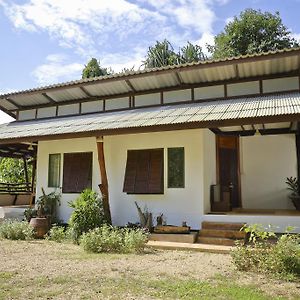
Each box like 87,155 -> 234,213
147,240 -> 232,254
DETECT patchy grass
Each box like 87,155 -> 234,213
0,240 -> 299,299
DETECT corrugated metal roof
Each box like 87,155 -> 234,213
0,92 -> 299,142
1,48 -> 300,115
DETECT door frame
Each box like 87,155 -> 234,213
216,135 -> 242,208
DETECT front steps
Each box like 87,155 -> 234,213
197,221 -> 246,246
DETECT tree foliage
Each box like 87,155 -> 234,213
209,9 -> 299,59
82,58 -> 112,79
143,39 -> 207,68
0,158 -> 31,183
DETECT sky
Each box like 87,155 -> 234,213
1,0 -> 300,124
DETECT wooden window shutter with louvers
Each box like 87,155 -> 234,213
62,152 -> 93,193
123,150 -> 138,193
123,149 -> 164,194
148,149 -> 164,193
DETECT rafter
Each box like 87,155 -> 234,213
42,93 -> 56,104
79,86 -> 93,97
125,79 -> 136,93
5,98 -> 22,109
174,72 -> 183,85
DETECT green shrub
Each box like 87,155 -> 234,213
45,225 -> 71,243
80,225 -> 148,254
68,189 -> 106,242
0,220 -> 34,240
231,224 -> 300,280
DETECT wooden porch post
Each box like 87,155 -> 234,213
23,157 -> 30,190
96,137 -> 112,224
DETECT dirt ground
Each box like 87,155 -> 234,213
0,240 -> 299,299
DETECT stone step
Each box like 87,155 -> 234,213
201,221 -> 245,231
197,236 -> 236,246
199,229 -> 246,239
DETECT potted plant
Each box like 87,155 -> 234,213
286,177 -> 300,210
30,188 -> 61,238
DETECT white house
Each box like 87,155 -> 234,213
0,48 -> 300,234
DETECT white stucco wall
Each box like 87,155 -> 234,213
240,134 -> 297,209
36,137 -> 101,222
104,129 -> 207,229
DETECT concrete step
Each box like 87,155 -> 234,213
199,229 -> 246,239
197,236 -> 236,246
201,221 -> 245,231
147,241 -> 233,254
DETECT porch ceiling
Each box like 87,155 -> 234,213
0,92 -> 299,143
0,47 -> 300,118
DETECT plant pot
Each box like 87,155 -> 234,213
30,217 -> 49,238
289,195 -> 300,211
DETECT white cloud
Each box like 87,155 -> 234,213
197,32 -> 215,55
225,17 -> 234,25
32,54 -> 83,85
291,33 -> 300,42
0,0 -> 165,55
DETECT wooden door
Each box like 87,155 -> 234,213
217,136 -> 241,209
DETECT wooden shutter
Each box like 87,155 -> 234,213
123,150 -> 138,193
123,149 -> 164,194
148,149 -> 164,193
63,152 -> 93,193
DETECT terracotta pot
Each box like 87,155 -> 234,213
30,217 -> 49,238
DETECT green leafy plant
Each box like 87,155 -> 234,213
45,225 -> 71,243
232,224 -> 300,281
0,220 -> 34,240
286,177 -> 299,195
36,189 -> 61,222
80,225 -> 148,254
23,207 -> 37,222
68,189 -> 106,242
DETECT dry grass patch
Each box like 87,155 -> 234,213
0,240 -> 299,299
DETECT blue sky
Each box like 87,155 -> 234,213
0,0 -> 300,123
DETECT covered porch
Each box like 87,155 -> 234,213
0,143 -> 37,220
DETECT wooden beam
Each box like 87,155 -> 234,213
6,98 -> 22,109
79,86 -> 93,97
234,64 -> 239,79
42,93 -> 56,104
125,79 -> 136,93
259,127 -> 296,135
96,139 -> 112,224
174,72 -> 183,85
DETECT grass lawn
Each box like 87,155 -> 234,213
0,240 -> 299,299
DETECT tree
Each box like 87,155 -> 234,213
209,9 -> 299,59
178,42 -> 207,64
143,40 -> 206,68
0,158 -> 32,183
142,39 -> 178,68
82,58 -> 112,79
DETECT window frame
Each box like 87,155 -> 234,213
48,153 -> 61,188
167,147 -> 185,189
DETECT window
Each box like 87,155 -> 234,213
123,149 -> 164,194
62,152 -> 93,193
168,147 -> 185,188
48,154 -> 61,188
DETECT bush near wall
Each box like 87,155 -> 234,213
68,189 -> 106,242
80,225 -> 149,254
231,224 -> 300,281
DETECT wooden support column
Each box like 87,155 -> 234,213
23,157 -> 30,189
96,137 -> 112,224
